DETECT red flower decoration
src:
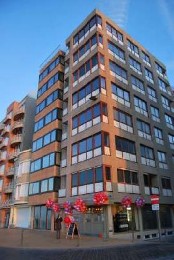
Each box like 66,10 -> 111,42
52,203 -> 60,213
135,196 -> 145,207
46,198 -> 54,209
93,192 -> 108,205
73,198 -> 87,213
121,196 -> 132,208
63,201 -> 73,215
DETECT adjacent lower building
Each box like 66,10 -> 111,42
0,93 -> 36,228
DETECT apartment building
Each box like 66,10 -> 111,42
28,51 -> 65,230
58,9 -> 174,239
0,93 -> 36,228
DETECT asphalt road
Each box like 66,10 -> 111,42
0,241 -> 174,260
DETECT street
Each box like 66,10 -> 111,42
0,240 -> 174,260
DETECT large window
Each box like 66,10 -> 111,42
147,86 -> 157,102
141,52 -> 150,65
158,78 -> 168,92
157,151 -> 167,163
39,56 -> 64,82
131,75 -> 144,93
33,206 -> 51,230
115,137 -> 136,154
30,152 -> 59,173
161,95 -> 170,110
145,68 -> 153,83
140,145 -> 154,160
154,127 -> 163,144
72,132 -> 110,164
34,108 -> 62,133
106,22 -> 123,42
127,39 -> 139,55
110,61 -> 127,80
134,96 -> 148,116
72,76 -> 106,109
129,57 -> 142,73
117,169 -> 138,185
137,119 -> 151,136
150,106 -> 160,121
108,41 -> 125,61
73,15 -> 102,45
36,89 -> 63,114
165,114 -> 174,129
38,71 -> 64,97
114,109 -> 133,133
111,83 -> 130,106
72,103 -> 108,135
32,129 -> 62,152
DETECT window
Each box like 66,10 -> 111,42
114,109 -> 132,127
131,75 -> 144,93
147,86 -> 157,101
41,178 -> 54,193
115,137 -> 136,154
150,106 -> 160,121
165,114 -> 174,128
140,145 -> 154,160
129,57 -> 142,73
36,89 -> 63,114
137,119 -> 151,135
117,169 -> 138,185
134,96 -> 148,115
32,129 -> 61,152
72,132 -> 109,164
168,134 -> 174,146
30,153 -> 58,173
161,95 -> 170,110
106,22 -> 123,42
39,56 -> 64,82
161,178 -> 171,189
72,76 -> 106,109
158,78 -> 167,92
155,63 -> 166,75
141,52 -> 150,64
145,68 -> 153,82
110,61 -> 127,80
154,127 -> 163,142
73,15 -> 102,45
112,83 -> 130,104
38,71 -> 64,97
127,40 -> 139,55
29,182 -> 40,195
34,108 -> 62,133
157,151 -> 166,163
33,206 -> 51,230
108,41 -> 125,61
72,103 -> 108,134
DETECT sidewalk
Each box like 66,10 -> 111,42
0,228 -> 145,249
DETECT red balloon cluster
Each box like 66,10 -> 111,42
93,192 -> 108,205
64,216 -> 72,226
45,198 -> 54,209
63,201 -> 72,215
121,196 -> 132,208
73,198 -> 87,213
45,199 -> 60,213
52,203 -> 60,213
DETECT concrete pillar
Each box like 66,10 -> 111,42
107,205 -> 113,237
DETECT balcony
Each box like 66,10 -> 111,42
1,127 -> 10,136
12,121 -> 24,132
0,123 -> 4,131
13,107 -> 25,120
4,114 -> 12,123
6,167 -> 15,176
3,183 -> 14,193
0,154 -> 7,162
10,134 -> 22,147
8,150 -> 20,161
0,139 -> 8,149
0,199 -> 14,208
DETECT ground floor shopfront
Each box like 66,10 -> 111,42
13,203 -> 174,240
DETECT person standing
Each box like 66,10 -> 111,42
55,215 -> 63,239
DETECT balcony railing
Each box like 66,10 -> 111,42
3,183 -> 14,193
0,199 -> 14,208
10,135 -> 22,146
12,121 -> 24,131
8,150 -> 20,160
13,108 -> 25,120
6,167 -> 15,176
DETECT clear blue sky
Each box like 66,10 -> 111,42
0,0 -> 174,119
